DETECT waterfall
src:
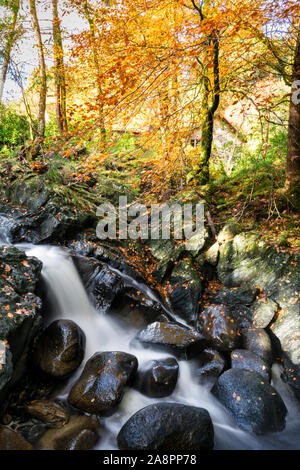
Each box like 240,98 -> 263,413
0,210 -> 299,450
21,245 -> 300,450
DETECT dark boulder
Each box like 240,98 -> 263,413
213,287 -> 258,307
231,349 -> 271,381
32,320 -> 85,378
117,402 -> 214,450
0,246 -> 43,414
198,305 -> 242,352
212,369 -> 287,434
68,352 -> 138,414
243,328 -> 273,366
134,358 -> 179,398
195,348 -> 226,381
163,258 -> 203,324
109,287 -> 165,329
134,322 -> 208,359
37,415 -> 100,450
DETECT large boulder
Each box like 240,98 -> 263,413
218,232 -> 300,366
198,305 -> 242,352
117,402 -> 214,450
0,246 -> 43,413
212,369 -> 287,434
68,352 -> 138,414
32,320 -> 85,378
134,358 -> 179,398
134,322 -> 208,359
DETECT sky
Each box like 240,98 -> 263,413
1,0 -> 85,103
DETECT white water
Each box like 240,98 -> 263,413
21,244 -> 300,450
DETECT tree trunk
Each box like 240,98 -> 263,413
188,32 -> 220,185
29,0 -> 47,138
286,30 -> 300,209
187,0 -> 220,185
52,0 -> 67,134
0,0 -> 20,103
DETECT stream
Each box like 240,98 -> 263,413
1,214 -> 300,449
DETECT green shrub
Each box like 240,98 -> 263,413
0,105 -> 30,147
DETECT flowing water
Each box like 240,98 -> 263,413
1,213 -> 300,450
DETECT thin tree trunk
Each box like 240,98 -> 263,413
29,0 -> 47,138
0,0 -> 20,103
188,0 -> 220,185
52,0 -> 67,134
286,30 -> 300,208
188,33 -> 220,185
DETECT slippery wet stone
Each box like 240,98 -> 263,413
32,320 -> 85,378
198,304 -> 242,352
212,369 -> 287,435
134,358 -> 179,398
213,287 -> 258,307
243,328 -> 273,366
68,352 -> 138,414
195,348 -> 226,381
117,402 -> 214,450
231,349 -> 271,381
134,322 -> 208,359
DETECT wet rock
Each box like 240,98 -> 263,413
33,320 -> 85,378
217,232 -> 300,365
117,402 -> 214,450
213,287 -> 258,307
68,352 -> 138,414
231,349 -> 271,381
134,322 -> 208,359
230,305 -> 254,329
164,258 -> 203,324
198,305 -> 242,352
0,425 -> 33,450
243,328 -> 273,366
92,265 -> 124,312
281,356 -> 300,400
25,400 -> 69,428
109,288 -> 166,329
251,298 -> 278,328
212,369 -> 287,434
37,415 -> 100,450
0,245 -> 42,296
195,348 -> 226,381
204,242 -> 220,266
11,202 -> 94,245
0,246 -> 43,413
134,358 -> 179,398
